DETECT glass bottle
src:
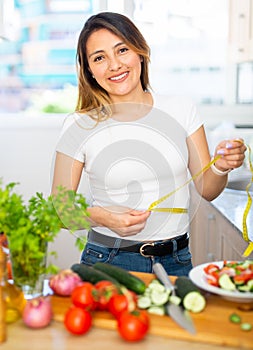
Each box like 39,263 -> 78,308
0,246 -> 7,343
0,245 -> 26,324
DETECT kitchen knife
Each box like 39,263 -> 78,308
153,263 -> 196,335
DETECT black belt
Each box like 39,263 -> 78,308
88,230 -> 189,257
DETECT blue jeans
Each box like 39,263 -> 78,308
80,234 -> 193,276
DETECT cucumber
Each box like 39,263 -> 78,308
93,262 -> 146,294
169,295 -> 181,306
218,273 -> 236,291
175,276 -> 206,313
174,276 -> 200,299
150,289 -> 169,306
137,295 -> 152,309
183,291 -> 206,313
238,284 -> 251,292
229,313 -> 241,324
71,263 -> 119,285
147,305 -> 165,316
240,323 -> 252,331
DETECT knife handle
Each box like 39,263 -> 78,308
153,263 -> 175,292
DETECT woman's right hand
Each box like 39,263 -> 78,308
87,206 -> 151,237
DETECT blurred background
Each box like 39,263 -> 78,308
1,0 -> 253,113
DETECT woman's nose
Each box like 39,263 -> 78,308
108,56 -> 122,71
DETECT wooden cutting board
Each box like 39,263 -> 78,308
51,272 -> 253,349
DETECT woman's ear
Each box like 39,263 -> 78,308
140,55 -> 144,62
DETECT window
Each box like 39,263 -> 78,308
133,0 -> 229,104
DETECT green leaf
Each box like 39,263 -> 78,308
0,179 -> 90,284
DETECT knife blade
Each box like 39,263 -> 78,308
153,263 -> 196,335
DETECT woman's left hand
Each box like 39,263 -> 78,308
214,139 -> 247,172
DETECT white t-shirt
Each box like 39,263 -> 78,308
56,94 -> 203,241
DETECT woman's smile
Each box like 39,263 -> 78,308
109,72 -> 129,82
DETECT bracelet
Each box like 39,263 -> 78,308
210,157 -> 232,176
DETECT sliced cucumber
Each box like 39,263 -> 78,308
148,279 -> 166,292
247,279 -> 253,292
150,289 -> 169,306
137,295 -> 152,309
229,313 -> 241,324
148,305 -> 165,316
238,284 -> 251,292
218,273 -> 236,291
183,291 -> 206,313
240,322 -> 252,331
169,295 -> 181,306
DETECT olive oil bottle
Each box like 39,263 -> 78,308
0,246 -> 7,343
0,245 -> 26,324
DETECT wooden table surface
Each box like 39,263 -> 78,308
0,319 -> 245,350
1,272 -> 252,350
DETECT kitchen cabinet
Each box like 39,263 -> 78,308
189,186 -> 249,266
228,0 -> 253,62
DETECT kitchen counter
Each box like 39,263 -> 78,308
212,188 -> 253,242
0,319 -> 243,350
2,272 -> 253,350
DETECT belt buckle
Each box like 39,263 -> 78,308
139,242 -> 155,257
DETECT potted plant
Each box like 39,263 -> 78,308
0,181 -> 90,299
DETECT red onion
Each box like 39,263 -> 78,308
22,296 -> 53,329
49,269 -> 83,296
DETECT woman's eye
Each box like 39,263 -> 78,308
94,55 -> 104,62
119,47 -> 129,54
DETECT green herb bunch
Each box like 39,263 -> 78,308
0,181 -> 90,288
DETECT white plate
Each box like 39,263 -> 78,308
189,261 -> 253,303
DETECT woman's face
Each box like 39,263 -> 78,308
86,28 -> 143,102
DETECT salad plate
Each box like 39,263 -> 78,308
189,261 -> 253,303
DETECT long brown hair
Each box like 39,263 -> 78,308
76,12 -> 151,121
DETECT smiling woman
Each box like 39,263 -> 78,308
51,11 -> 246,276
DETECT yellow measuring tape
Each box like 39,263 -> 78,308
148,156 -> 219,213
148,141 -> 253,258
242,144 -> 253,257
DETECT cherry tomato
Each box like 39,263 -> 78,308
203,263 -> 219,275
108,294 -> 129,318
95,280 -> 119,311
117,309 -> 149,342
71,282 -> 97,311
206,274 -> 219,287
64,306 -> 92,335
234,271 -> 253,284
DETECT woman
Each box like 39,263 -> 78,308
51,12 -> 246,276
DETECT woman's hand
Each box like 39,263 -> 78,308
87,206 -> 151,237
213,139 -> 247,172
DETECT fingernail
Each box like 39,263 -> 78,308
226,142 -> 233,149
217,149 -> 225,155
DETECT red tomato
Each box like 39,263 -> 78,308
108,294 -> 129,318
71,282 -> 97,311
204,263 -> 220,275
234,271 -> 253,284
64,306 -> 92,335
117,310 -> 149,342
95,280 -> 119,311
206,275 -> 219,287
